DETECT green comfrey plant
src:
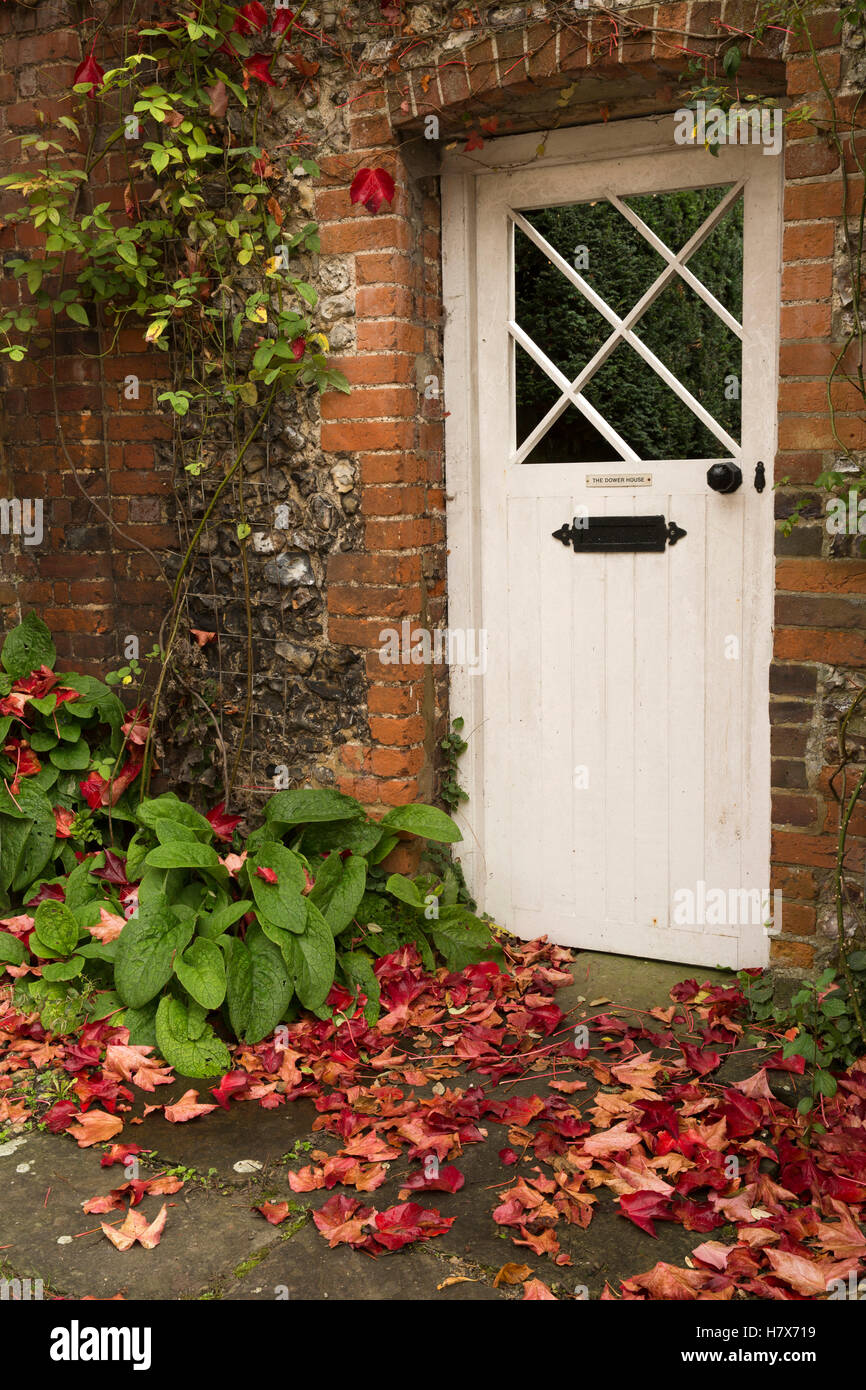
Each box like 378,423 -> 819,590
739,957 -> 866,1114
0,615 -> 145,912
7,789 -> 502,1077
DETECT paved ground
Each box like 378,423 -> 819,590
0,951 -> 734,1301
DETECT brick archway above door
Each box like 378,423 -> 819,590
385,5 -> 789,146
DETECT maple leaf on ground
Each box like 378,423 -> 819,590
210,1071 -> 249,1109
103,1044 -> 173,1092
582,1121 -> 643,1158
494,1262 -> 533,1287
523,1278 -> 557,1300
398,1164 -> 464,1198
690,1240 -> 733,1270
622,1262 -> 734,1301
163,1089 -> 218,1122
814,1202 -> 866,1259
763,1249 -> 859,1297
618,1189 -> 675,1238
313,1193 -> 375,1248
372,1202 -> 455,1252
680,1042 -> 722,1076
257,1202 -> 291,1225
68,1109 -> 123,1148
102,1203 -> 167,1252
349,167 -> 395,215
513,1225 -> 560,1257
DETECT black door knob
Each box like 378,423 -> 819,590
706,462 -> 743,494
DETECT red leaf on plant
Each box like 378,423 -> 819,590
291,336 -> 306,360
349,167 -> 395,215
73,49 -> 105,98
121,705 -> 150,746
464,130 -> 484,152
205,801 -> 242,842
271,7 -> 296,36
232,1 -> 268,34
244,54 -> 276,86
53,806 -> 75,839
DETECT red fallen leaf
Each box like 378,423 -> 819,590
190,628 -> 216,646
53,806 -> 75,839
690,1240 -> 733,1271
499,1148 -> 519,1165
244,54 -> 276,86
206,801 -> 242,842
372,1202 -> 455,1251
68,1109 -> 124,1148
670,978 -> 701,1002
634,1099 -> 680,1137
523,1278 -> 557,1300
272,7 -> 296,36
680,1042 -> 722,1076
257,1201 -> 291,1225
288,1165 -> 325,1192
44,1099 -> 78,1133
313,1193 -> 375,1248
103,1044 -> 173,1092
233,1 -> 267,33
398,1164 -> 464,1197
349,167 -> 396,215
164,1089 -> 218,1123
619,1190 -> 675,1238
73,49 -> 105,98
720,1088 -> 763,1139
255,865 -> 279,885
513,1226 -> 560,1257
100,1143 -> 143,1168
622,1262 -> 734,1300
210,1071 -> 249,1109
764,1248 -> 859,1297
102,1203 -> 167,1252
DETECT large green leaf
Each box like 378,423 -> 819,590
154,819 -> 201,846
225,936 -> 253,1039
380,803 -> 462,844
199,898 -> 252,939
155,995 -> 232,1079
1,613 -> 56,679
264,788 -> 364,828
48,740 -> 90,771
310,853 -> 367,934
175,937 -> 226,1010
41,955 -> 84,981
32,900 -> 80,957
245,925 -> 294,1044
135,795 -> 213,842
0,813 -> 33,892
385,873 -> 424,910
294,901 -> 336,1011
145,841 -> 221,871
12,818 -> 58,894
114,900 -> 194,1008
300,817 -> 384,857
248,842 -> 307,933
0,933 -> 26,966
427,906 -> 504,972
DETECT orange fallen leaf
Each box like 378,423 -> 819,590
164,1089 -> 218,1123
101,1203 -> 167,1252
493,1261 -> 532,1287
68,1110 -> 124,1148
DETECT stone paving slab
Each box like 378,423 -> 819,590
227,1221 -> 509,1301
0,1132 -> 282,1299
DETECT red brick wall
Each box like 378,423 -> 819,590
0,3 -> 173,673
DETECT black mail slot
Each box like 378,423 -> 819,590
552,515 -> 687,553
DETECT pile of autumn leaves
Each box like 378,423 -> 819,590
2,942 -> 866,1298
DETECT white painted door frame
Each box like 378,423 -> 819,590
441,115 -> 782,968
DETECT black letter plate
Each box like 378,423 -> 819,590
552,516 -> 686,552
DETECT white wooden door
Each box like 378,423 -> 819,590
442,120 -> 781,969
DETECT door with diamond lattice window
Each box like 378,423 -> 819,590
442,123 -> 782,968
